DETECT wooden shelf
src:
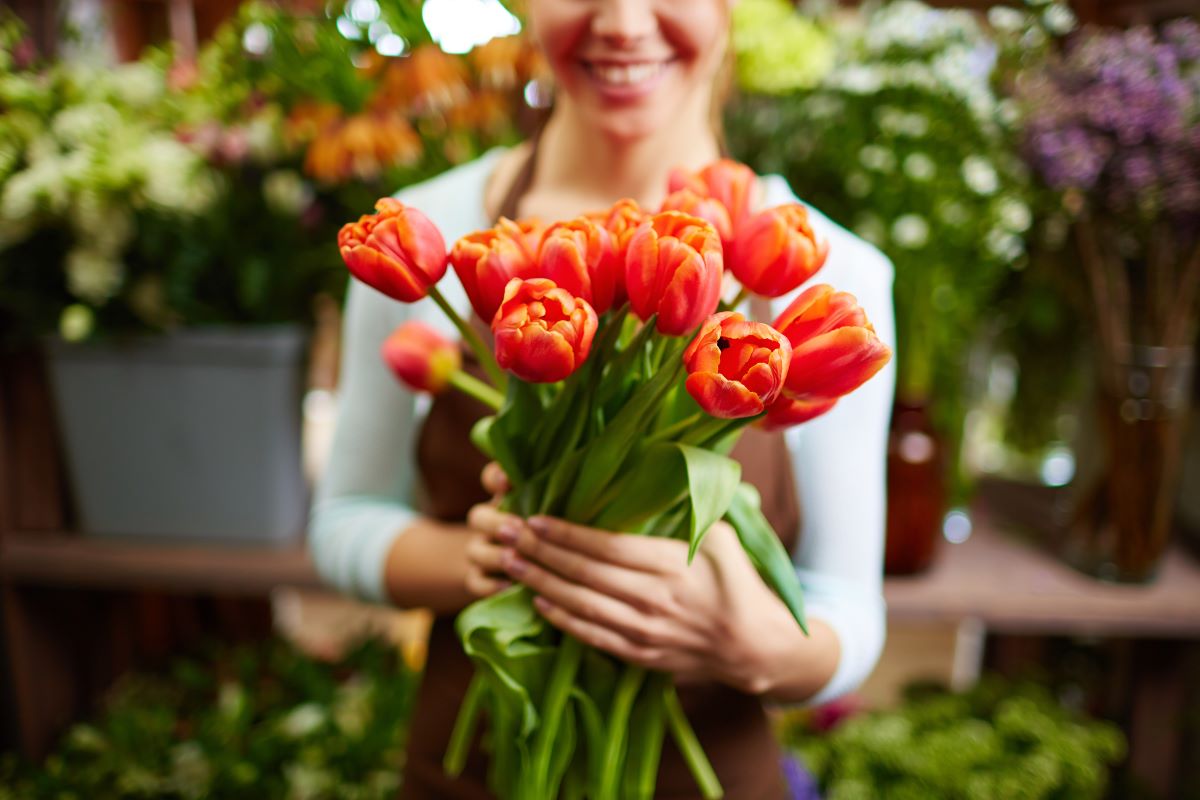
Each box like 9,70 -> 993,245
0,532 -> 321,596
884,520 -> 1200,638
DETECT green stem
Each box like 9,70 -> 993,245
443,673 -> 486,777
448,370 -> 503,410
720,287 -> 749,313
663,683 -> 723,799
429,285 -> 507,390
647,412 -> 705,445
597,665 -> 647,800
527,635 -> 584,799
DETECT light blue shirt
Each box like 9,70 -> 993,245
309,148 -> 897,703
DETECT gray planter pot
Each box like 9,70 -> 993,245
44,326 -> 309,544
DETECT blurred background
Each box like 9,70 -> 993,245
0,0 -> 1198,797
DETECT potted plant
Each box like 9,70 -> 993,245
0,3 -> 533,543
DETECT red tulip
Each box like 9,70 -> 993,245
731,204 -> 829,298
538,216 -> 620,313
450,217 -> 543,321
625,212 -> 724,336
492,278 -> 598,383
381,321 -> 461,394
682,312 -> 792,418
597,198 -> 646,255
660,188 -> 734,248
667,159 -> 758,228
338,198 -> 448,303
761,284 -> 891,429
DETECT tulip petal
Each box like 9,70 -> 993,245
761,396 -> 839,430
785,327 -> 892,399
685,372 -> 765,419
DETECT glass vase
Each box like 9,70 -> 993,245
1068,345 -> 1194,583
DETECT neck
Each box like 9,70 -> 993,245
531,97 -> 722,215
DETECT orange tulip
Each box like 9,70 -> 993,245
683,312 -> 792,418
731,204 -> 829,298
381,321 -> 461,394
492,278 -> 598,383
761,284 -> 891,429
450,217 -> 544,322
661,188 -> 734,248
339,198 -> 448,303
625,212 -> 724,336
538,217 -> 621,313
590,198 -> 645,259
668,159 -> 758,228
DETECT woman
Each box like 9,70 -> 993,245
310,1 -> 896,796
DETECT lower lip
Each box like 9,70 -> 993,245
580,61 -> 672,103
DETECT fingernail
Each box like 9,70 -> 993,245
503,551 -> 527,577
497,520 -> 520,544
528,516 -> 548,535
533,595 -> 552,612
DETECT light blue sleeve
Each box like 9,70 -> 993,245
307,151 -> 501,603
761,176 -> 897,703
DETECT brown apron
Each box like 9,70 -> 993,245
399,147 -> 800,799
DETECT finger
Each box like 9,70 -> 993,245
465,535 -> 507,575
503,550 -> 693,649
481,461 -> 510,498
532,595 -> 665,668
465,565 -> 511,598
527,516 -> 684,573
512,526 -> 677,615
466,503 -> 525,539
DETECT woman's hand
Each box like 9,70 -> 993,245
462,462 -> 516,599
495,514 -> 816,695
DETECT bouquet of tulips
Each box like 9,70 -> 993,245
337,159 -> 891,799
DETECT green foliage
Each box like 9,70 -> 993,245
780,678 -> 1125,800
0,637 -> 419,800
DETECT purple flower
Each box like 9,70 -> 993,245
781,753 -> 822,800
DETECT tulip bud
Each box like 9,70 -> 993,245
450,217 -> 543,321
731,204 -> 829,298
760,284 -> 891,429
339,198 -> 448,303
625,212 -> 724,336
661,188 -> 734,248
683,312 -> 792,418
668,159 -> 758,228
538,216 -> 620,313
381,321 -> 461,394
492,278 -> 598,383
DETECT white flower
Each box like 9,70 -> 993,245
72,190 -> 134,252
962,155 -> 999,195
1041,4 -> 1077,36
66,247 -> 123,304
107,62 -> 164,108
52,103 -> 120,147
278,703 -> 327,739
167,742 -> 213,800
836,65 -> 884,94
996,197 -> 1032,233
845,171 -> 872,198
986,6 -> 1026,33
891,214 -> 930,249
245,110 -> 283,163
903,152 -> 936,181
859,144 -> 895,173
802,95 -> 845,119
263,170 -> 313,217
986,228 -> 1024,262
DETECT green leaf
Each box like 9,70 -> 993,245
589,443 -> 688,532
677,444 -> 741,563
725,483 -> 808,634
470,416 -> 496,459
489,379 -> 544,483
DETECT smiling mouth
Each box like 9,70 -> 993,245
582,60 -> 671,87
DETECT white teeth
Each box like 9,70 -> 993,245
590,62 -> 664,86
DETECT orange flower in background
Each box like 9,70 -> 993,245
668,159 -> 758,229
305,112 -> 422,183
625,212 -> 724,336
382,321 -> 461,393
492,278 -> 598,383
339,198 -> 448,303
470,35 -> 525,90
731,204 -> 829,298
405,44 -> 471,113
451,217 -> 544,321
285,101 -> 342,146
683,312 -> 791,418
538,217 -> 621,314
660,188 -> 733,248
761,284 -> 891,429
